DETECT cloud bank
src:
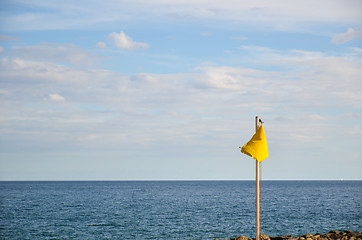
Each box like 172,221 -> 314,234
1,47 -> 361,151
2,1 -> 361,31
9,43 -> 103,67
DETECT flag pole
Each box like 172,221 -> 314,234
255,116 -> 261,240
240,115 -> 268,239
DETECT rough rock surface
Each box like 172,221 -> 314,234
214,230 -> 362,240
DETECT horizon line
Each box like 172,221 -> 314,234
1,179 -> 361,182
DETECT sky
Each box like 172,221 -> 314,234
0,0 -> 361,181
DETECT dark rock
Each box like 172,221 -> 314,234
318,237 -> 329,240
313,234 -> 321,240
304,234 -> 314,238
221,231 -> 362,240
234,236 -> 249,240
271,235 -> 292,240
324,232 -> 339,239
345,231 -> 362,238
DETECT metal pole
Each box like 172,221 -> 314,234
255,116 -> 261,240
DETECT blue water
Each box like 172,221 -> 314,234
0,181 -> 361,240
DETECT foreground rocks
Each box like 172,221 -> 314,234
215,230 -> 362,240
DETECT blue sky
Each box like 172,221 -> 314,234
0,0 -> 361,180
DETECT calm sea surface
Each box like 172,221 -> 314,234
0,181 -> 361,239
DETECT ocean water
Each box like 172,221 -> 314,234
0,181 -> 361,240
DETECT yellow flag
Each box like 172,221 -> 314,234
239,124 -> 268,162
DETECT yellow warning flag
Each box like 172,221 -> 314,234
239,124 -> 268,162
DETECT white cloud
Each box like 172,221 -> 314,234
0,46 -> 4,54
193,66 -> 268,90
240,45 -> 274,52
46,93 -> 65,102
108,31 -> 149,50
96,42 -> 107,48
352,47 -> 362,54
0,57 -> 91,84
332,28 -> 362,44
131,73 -> 159,84
9,43 -> 103,67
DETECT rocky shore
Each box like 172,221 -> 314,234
215,230 -> 362,240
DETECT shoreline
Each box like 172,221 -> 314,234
216,230 -> 362,240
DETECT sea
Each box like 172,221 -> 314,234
0,181 -> 361,240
